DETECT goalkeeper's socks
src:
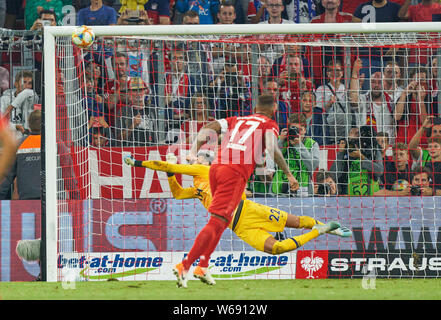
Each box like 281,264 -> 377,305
298,216 -> 324,229
182,215 -> 228,271
271,229 -> 320,255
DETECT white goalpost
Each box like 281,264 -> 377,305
43,23 -> 441,282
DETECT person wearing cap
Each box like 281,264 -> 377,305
113,77 -> 157,147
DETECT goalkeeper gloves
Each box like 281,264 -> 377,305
123,155 -> 142,167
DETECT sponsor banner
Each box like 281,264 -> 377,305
57,251 -> 296,281
328,251 -> 441,278
295,250 -> 328,279
69,145 -> 338,199
0,200 -> 41,281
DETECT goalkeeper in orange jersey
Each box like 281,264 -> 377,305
124,152 -> 351,286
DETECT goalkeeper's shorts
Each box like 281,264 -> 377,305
231,200 -> 288,252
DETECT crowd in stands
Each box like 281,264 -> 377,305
1,0 -> 441,199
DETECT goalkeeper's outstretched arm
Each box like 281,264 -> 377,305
124,155 -> 209,178
123,154 -> 203,199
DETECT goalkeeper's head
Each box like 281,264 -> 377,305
197,150 -> 215,165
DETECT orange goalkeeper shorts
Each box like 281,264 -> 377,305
208,164 -> 247,222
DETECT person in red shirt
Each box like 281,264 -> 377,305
173,94 -> 298,288
103,52 -> 130,127
311,0 -> 352,23
278,54 -> 313,114
398,0 -> 441,66
179,93 -> 214,146
399,0 -> 441,22
310,0 -> 352,86
394,67 -> 430,145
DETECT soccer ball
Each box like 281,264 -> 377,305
392,179 -> 409,191
72,25 -> 95,49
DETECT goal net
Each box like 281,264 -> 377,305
43,23 -> 441,282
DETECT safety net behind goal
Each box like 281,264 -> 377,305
47,26 -> 441,282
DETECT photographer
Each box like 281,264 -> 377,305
271,113 -> 320,197
330,125 -> 384,196
314,169 -> 338,197
375,166 -> 433,196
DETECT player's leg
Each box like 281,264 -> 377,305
268,221 -> 340,255
176,165 -> 246,286
285,214 -> 352,238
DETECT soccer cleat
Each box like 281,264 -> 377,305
328,226 -> 353,238
193,266 -> 216,286
173,263 -> 188,288
313,221 -> 340,235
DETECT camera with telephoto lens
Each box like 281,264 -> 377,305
317,183 -> 331,196
410,185 -> 422,196
288,126 -> 300,140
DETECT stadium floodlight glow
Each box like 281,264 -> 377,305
43,23 -> 441,282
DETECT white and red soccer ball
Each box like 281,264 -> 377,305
72,25 -> 95,49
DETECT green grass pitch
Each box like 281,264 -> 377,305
1,279 -> 441,300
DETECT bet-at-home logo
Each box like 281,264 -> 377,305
187,252 -> 290,278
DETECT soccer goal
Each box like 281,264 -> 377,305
42,22 -> 441,282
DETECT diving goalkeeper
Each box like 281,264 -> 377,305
124,152 -> 351,285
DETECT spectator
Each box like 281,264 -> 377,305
352,0 -> 401,90
182,8 -> 200,24
260,77 -> 290,129
272,112 -> 320,197
315,59 -> 350,144
398,0 -> 441,68
394,66 -> 430,145
182,11 -> 213,92
217,1 -> 236,23
408,116 -> 441,168
300,91 -> 328,146
425,137 -> 441,195
103,52 -> 130,127
179,93 -> 214,145
376,131 -> 393,161
331,125 -> 384,196
0,70 -> 39,140
144,0 -> 171,24
310,0 -> 352,23
208,60 -> 247,118
398,0 -> 441,22
113,77 -> 157,146
349,58 -> 394,142
121,39 -> 151,91
310,0 -> 351,87
90,126 -> 112,147
284,0 -> 321,23
0,110 -> 41,200
25,0 -> 63,29
29,9 -> 58,30
382,60 -> 404,104
259,0 -> 293,24
175,0 -> 219,24
77,0 -> 117,25
117,8 -> 151,25
352,0 -> 401,23
374,165 -> 433,196
427,57 -> 440,117
314,169 -> 338,196
270,44 -> 311,85
381,142 -> 412,191
278,53 -> 313,114
165,47 -> 200,130
85,72 -> 108,129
